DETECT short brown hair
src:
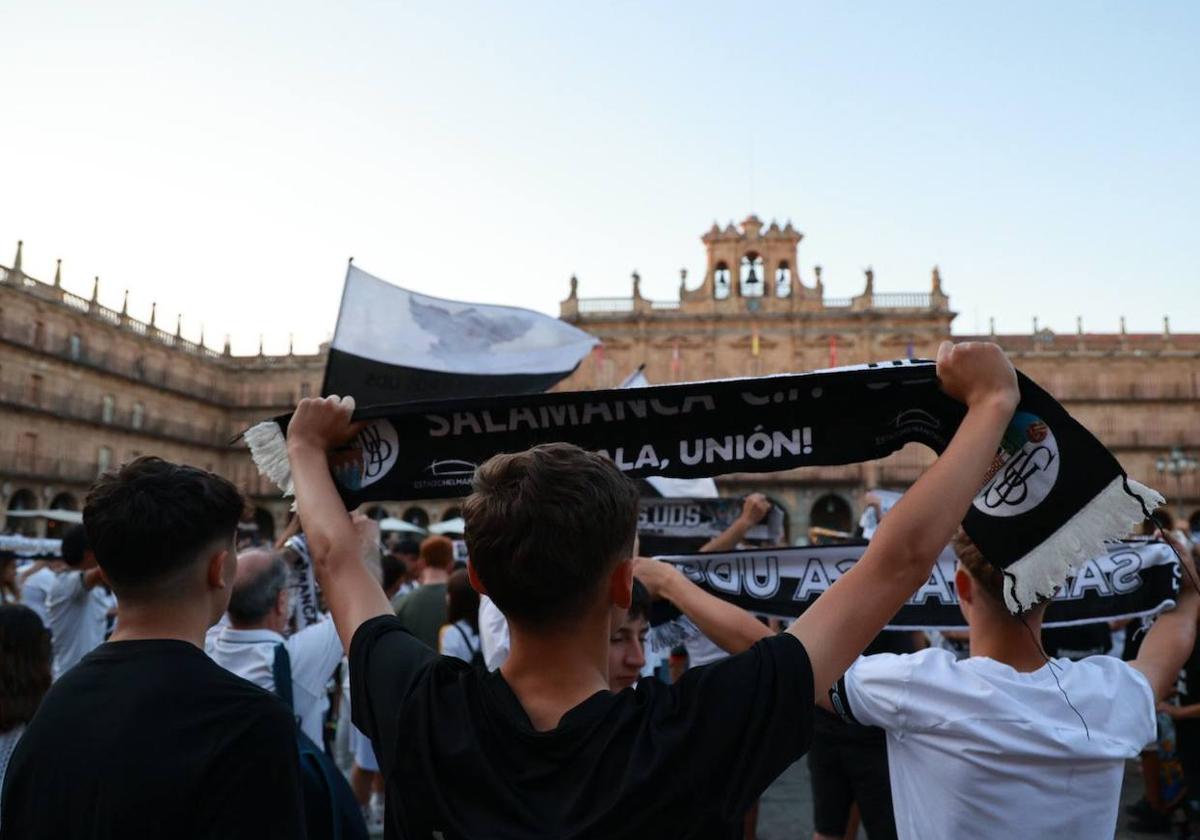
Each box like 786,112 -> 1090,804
952,528 -> 1009,606
420,535 -> 455,572
463,443 -> 639,627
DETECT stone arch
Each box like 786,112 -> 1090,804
401,505 -> 430,529
5,488 -> 38,535
809,493 -> 852,535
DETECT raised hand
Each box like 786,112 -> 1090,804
287,395 -> 363,453
935,341 -> 1019,412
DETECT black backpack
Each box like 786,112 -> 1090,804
273,645 -> 369,840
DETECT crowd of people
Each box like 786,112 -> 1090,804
1,340 -> 1199,838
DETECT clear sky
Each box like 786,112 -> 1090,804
1,2 -> 1196,354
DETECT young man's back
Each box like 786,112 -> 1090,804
1,638 -> 304,838
352,617 -> 812,839
835,647 -> 1154,839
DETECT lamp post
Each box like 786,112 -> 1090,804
1156,447 -> 1199,524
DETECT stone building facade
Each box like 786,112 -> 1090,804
0,242 -> 325,539
560,215 -> 1200,538
4,216 -> 1198,543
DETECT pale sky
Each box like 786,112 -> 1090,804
2,2 -> 1197,354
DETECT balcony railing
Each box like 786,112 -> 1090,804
577,297 -> 636,314
0,378 -> 233,448
0,316 -> 310,411
0,451 -> 101,484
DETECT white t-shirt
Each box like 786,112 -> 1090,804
46,571 -> 109,679
20,567 -> 57,627
207,619 -> 343,745
439,619 -> 481,663
838,647 -> 1156,840
478,595 -> 509,671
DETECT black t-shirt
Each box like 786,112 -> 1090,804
350,615 -> 814,840
0,639 -> 305,839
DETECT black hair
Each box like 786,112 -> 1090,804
0,604 -> 52,732
61,524 -> 89,568
628,578 -> 651,623
381,553 -> 405,594
393,539 -> 420,557
83,456 -> 244,597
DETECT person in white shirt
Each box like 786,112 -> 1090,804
208,548 -> 343,746
477,594 -> 509,670
46,526 -> 109,679
822,530 -> 1200,840
17,561 -> 57,627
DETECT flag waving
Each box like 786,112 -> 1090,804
322,264 -> 599,404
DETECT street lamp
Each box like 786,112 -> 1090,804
1155,447 -> 1199,524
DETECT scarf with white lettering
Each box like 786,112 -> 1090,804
647,539 -> 1180,650
245,359 -> 1161,613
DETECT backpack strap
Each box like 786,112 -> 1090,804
454,623 -> 478,655
272,643 -> 296,713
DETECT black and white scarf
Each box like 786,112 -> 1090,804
246,359 -> 1161,613
647,539 -> 1180,650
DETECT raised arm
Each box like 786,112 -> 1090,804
286,396 -> 392,652
1131,537 -> 1200,701
634,557 -> 772,655
793,341 -> 1018,700
700,494 -> 771,553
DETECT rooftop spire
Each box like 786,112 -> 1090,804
223,334 -> 232,356
288,333 -> 294,355
91,276 -> 99,303
931,265 -> 942,293
199,324 -> 206,348
12,240 -> 22,274
258,334 -> 264,356
175,313 -> 182,337
53,259 -> 62,288
121,290 -> 129,316
1076,315 -> 1083,336
149,302 -> 157,328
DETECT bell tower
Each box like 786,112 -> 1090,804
684,215 -> 818,311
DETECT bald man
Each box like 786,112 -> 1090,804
208,548 -> 343,745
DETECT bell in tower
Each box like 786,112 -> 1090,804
739,253 -> 765,298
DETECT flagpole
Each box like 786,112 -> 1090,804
319,257 -> 355,399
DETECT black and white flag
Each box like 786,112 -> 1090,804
322,264 -> 599,404
648,540 -> 1181,650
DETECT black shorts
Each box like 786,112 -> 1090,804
807,711 -> 897,839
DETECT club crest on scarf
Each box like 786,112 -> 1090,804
330,420 -> 400,492
974,411 -> 1060,518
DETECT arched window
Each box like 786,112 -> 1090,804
809,494 -> 852,536
365,505 -> 390,522
775,262 -> 792,298
5,488 -> 39,536
101,395 -> 115,424
402,505 -> 430,529
739,253 -> 765,298
131,402 -> 145,430
713,262 -> 732,300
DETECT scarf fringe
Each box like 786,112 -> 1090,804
245,420 -> 295,497
1001,477 -> 1163,614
